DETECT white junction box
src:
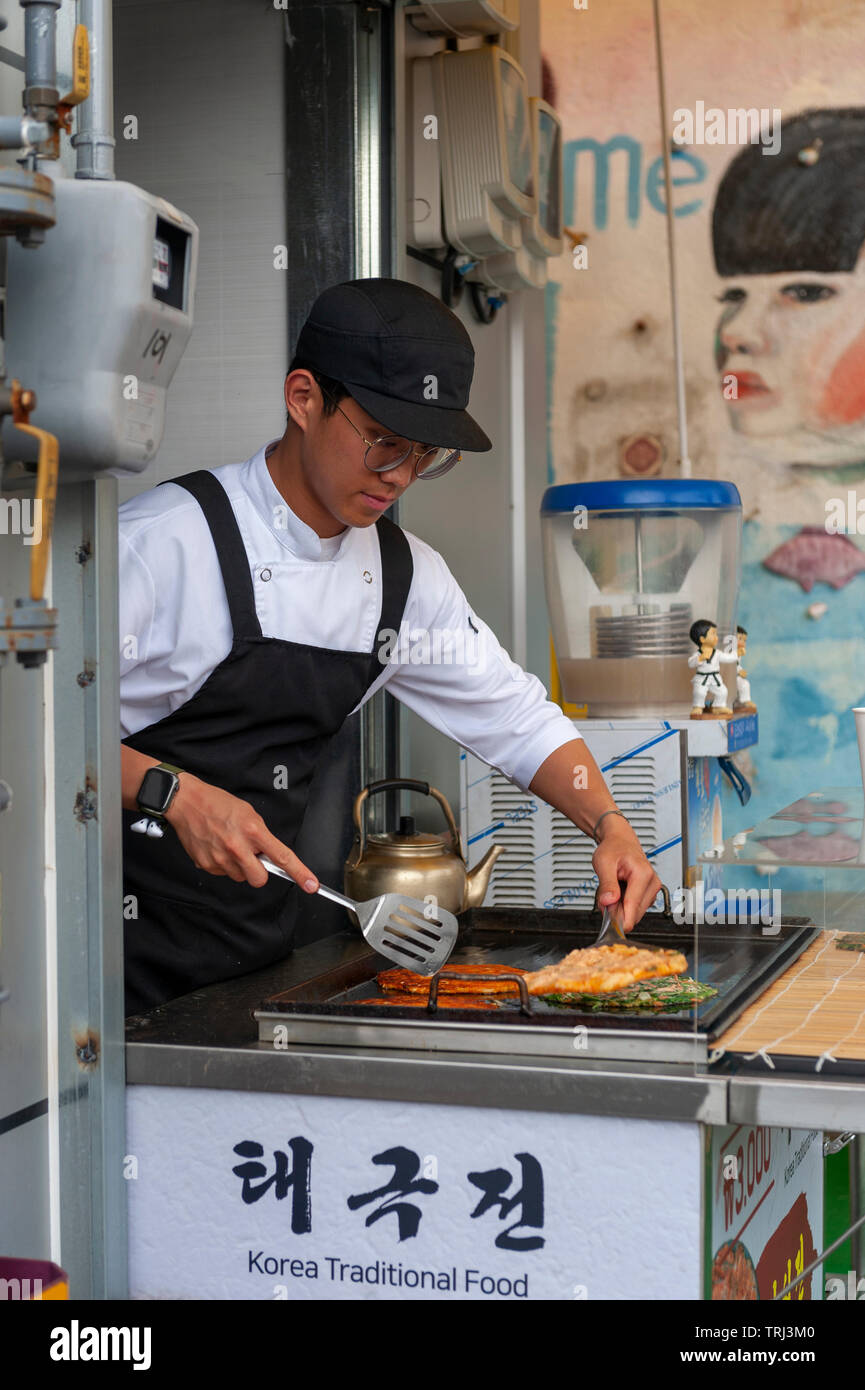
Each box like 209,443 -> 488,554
460,723 -> 690,911
3,171 -> 198,478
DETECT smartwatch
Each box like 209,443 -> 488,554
136,762 -> 182,820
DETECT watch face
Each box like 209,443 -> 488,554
138,766 -> 178,816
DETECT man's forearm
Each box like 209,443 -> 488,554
528,738 -> 635,843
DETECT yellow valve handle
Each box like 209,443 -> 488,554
60,24 -> 90,107
9,380 -> 59,603
17,423 -> 58,602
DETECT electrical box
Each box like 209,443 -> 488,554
481,96 -> 563,290
406,0 -> 519,39
431,45 -> 534,257
2,173 -> 198,479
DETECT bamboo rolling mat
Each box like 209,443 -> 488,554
714,932 -> 865,1066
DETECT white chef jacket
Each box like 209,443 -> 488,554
118,441 -> 580,792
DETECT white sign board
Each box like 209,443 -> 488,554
127,1086 -> 702,1300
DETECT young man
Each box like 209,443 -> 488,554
119,278 -> 660,1015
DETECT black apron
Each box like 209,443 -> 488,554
122,469 -> 412,1015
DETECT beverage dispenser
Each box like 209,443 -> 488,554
541,479 -> 743,718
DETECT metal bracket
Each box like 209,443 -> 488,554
426,971 -> 533,1016
824,1131 -> 856,1156
0,595 -> 58,666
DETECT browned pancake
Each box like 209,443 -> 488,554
524,943 -> 688,996
377,962 -> 527,996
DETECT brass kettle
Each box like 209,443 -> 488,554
344,778 -> 503,915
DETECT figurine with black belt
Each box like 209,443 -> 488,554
688,618 -> 737,719
733,624 -> 757,713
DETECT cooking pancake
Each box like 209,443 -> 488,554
524,943 -> 688,996
377,962 -> 528,996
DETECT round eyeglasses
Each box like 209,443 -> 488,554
322,388 -> 461,480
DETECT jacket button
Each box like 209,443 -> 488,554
260,568 -> 272,582
363,570 -> 372,584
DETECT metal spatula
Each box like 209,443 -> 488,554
258,856 -> 459,975
594,903 -> 628,946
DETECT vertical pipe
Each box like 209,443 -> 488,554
22,1 -> 61,91
651,0 -> 691,477
72,0 -> 115,180
42,544 -> 61,1264
509,293 -> 527,668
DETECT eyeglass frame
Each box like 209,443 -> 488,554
319,385 -> 461,481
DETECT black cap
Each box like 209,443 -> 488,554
293,277 -> 492,452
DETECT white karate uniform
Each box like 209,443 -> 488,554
688,648 -> 729,710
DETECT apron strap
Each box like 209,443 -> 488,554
162,470 -> 262,640
374,514 -> 414,647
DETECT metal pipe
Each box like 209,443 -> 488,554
21,1 -> 60,91
509,293 -> 527,667
0,115 -> 51,149
651,0 -> 692,477
72,0 -> 115,180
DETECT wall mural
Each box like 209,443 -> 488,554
541,0 -> 865,828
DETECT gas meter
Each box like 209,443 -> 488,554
2,170 -> 198,479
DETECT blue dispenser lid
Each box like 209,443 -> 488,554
541,479 -> 742,512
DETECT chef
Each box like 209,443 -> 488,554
119,277 -> 661,1015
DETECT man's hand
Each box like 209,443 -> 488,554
165,772 -> 319,892
592,818 -> 661,932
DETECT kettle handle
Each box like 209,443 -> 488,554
352,778 -> 463,861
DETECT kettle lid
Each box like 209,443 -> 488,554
368,814 -> 450,852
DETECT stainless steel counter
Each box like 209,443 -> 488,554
125,930 -> 865,1129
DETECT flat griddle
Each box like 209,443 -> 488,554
254,906 -> 818,1065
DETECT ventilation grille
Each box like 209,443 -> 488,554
550,812 -> 596,905
485,782 -> 538,905
462,735 -> 684,912
607,754 -> 657,850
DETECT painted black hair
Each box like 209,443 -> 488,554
737,625 -> 748,635
690,618 -> 716,647
712,108 -> 865,276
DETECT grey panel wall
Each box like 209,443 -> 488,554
113,0 -> 290,500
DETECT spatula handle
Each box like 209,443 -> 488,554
313,882 -> 358,913
258,857 -> 359,915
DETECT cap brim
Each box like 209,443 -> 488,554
346,382 -> 492,453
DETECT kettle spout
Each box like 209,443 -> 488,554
463,843 -> 504,909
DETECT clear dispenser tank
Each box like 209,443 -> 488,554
541,480 -> 742,717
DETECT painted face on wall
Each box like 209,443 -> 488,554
715,249 -> 865,461
711,108 -> 865,470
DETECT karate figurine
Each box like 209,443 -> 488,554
734,624 -> 757,713
687,619 -> 737,718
